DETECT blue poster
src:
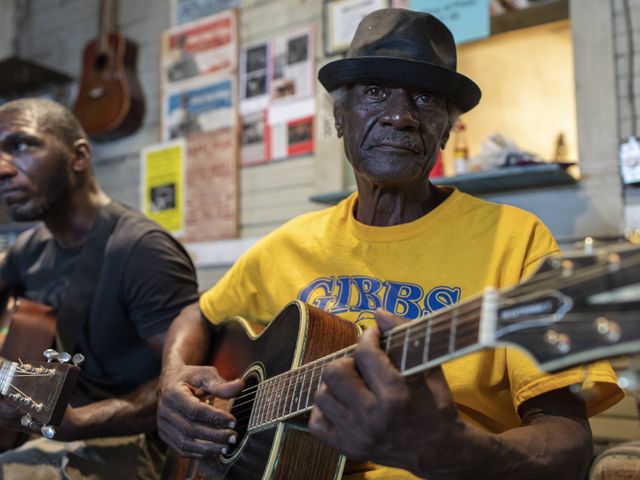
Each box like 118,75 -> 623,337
176,0 -> 240,25
410,0 -> 490,44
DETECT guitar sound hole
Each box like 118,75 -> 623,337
94,53 -> 110,70
225,373 -> 259,457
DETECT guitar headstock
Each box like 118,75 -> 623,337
495,244 -> 640,372
1,349 -> 82,437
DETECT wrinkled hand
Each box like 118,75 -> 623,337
308,309 -> 466,476
157,364 -> 244,459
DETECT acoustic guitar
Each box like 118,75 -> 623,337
163,243 -> 640,480
0,296 -> 80,449
72,0 -> 145,141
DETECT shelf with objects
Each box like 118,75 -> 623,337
311,0 -> 577,205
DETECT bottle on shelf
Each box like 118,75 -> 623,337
453,121 -> 469,175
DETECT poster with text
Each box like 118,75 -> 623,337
241,111 -> 270,167
163,75 -> 236,141
324,0 -> 389,55
270,115 -> 314,160
270,27 -> 315,104
184,128 -> 238,242
173,0 -> 240,25
410,0 -> 490,44
141,140 -> 186,236
162,9 -> 238,87
240,41 -> 270,115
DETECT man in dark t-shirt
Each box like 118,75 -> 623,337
0,98 -> 199,479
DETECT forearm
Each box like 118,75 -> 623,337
162,302 -> 211,370
57,378 -> 159,440
415,417 -> 591,480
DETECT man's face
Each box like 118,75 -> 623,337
336,84 -> 451,187
0,110 -> 75,221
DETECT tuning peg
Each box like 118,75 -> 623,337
56,352 -> 72,364
20,413 -> 32,428
43,349 -> 59,363
40,425 -> 55,439
20,414 -> 41,431
72,353 -> 85,366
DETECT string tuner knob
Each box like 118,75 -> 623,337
72,354 -> 85,366
43,349 -> 59,363
56,352 -> 72,364
41,425 -> 55,439
20,414 -> 32,428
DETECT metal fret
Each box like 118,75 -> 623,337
449,310 -> 457,353
305,362 -> 316,409
422,318 -> 431,364
400,327 -> 409,372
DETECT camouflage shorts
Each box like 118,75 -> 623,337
0,433 -> 164,480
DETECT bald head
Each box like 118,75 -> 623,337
0,98 -> 87,149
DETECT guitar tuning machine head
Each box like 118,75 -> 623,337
72,354 -> 85,367
20,413 -> 32,428
43,349 -> 59,363
20,414 -> 40,432
41,425 -> 55,439
56,352 -> 72,364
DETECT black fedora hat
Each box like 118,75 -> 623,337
318,8 -> 481,113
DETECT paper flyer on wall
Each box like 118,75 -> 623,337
239,41 -> 270,115
173,0 -> 240,25
325,0 -> 389,54
241,111 -> 270,167
141,140 -> 186,236
184,128 -> 238,242
162,9 -> 238,88
270,27 -> 315,105
162,74 -> 236,141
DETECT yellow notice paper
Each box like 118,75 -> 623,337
141,139 -> 186,235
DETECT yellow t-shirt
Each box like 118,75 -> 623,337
200,188 -> 623,479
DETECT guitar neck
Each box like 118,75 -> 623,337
98,0 -> 116,53
248,292 -> 498,432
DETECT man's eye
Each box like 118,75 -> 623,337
364,86 -> 386,98
13,141 -> 30,153
416,94 -> 435,104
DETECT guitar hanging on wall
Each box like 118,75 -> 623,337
73,0 -> 145,141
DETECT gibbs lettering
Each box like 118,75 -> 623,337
298,275 -> 461,328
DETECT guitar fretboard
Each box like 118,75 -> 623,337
248,296 -> 487,431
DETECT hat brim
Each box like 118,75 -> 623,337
318,57 -> 481,113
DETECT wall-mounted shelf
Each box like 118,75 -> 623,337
490,0 -> 569,36
310,163 -> 578,205
0,56 -> 73,94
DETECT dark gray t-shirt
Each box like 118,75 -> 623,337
0,206 -> 199,404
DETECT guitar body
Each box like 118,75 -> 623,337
163,301 -> 359,480
0,297 -> 56,451
73,32 -> 145,141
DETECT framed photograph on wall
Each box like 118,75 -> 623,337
323,0 -> 390,56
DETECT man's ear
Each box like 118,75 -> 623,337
440,126 -> 452,150
334,105 -> 344,138
70,139 -> 92,172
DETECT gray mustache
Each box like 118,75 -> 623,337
368,133 -> 421,152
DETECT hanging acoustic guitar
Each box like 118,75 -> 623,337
73,0 -> 145,141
